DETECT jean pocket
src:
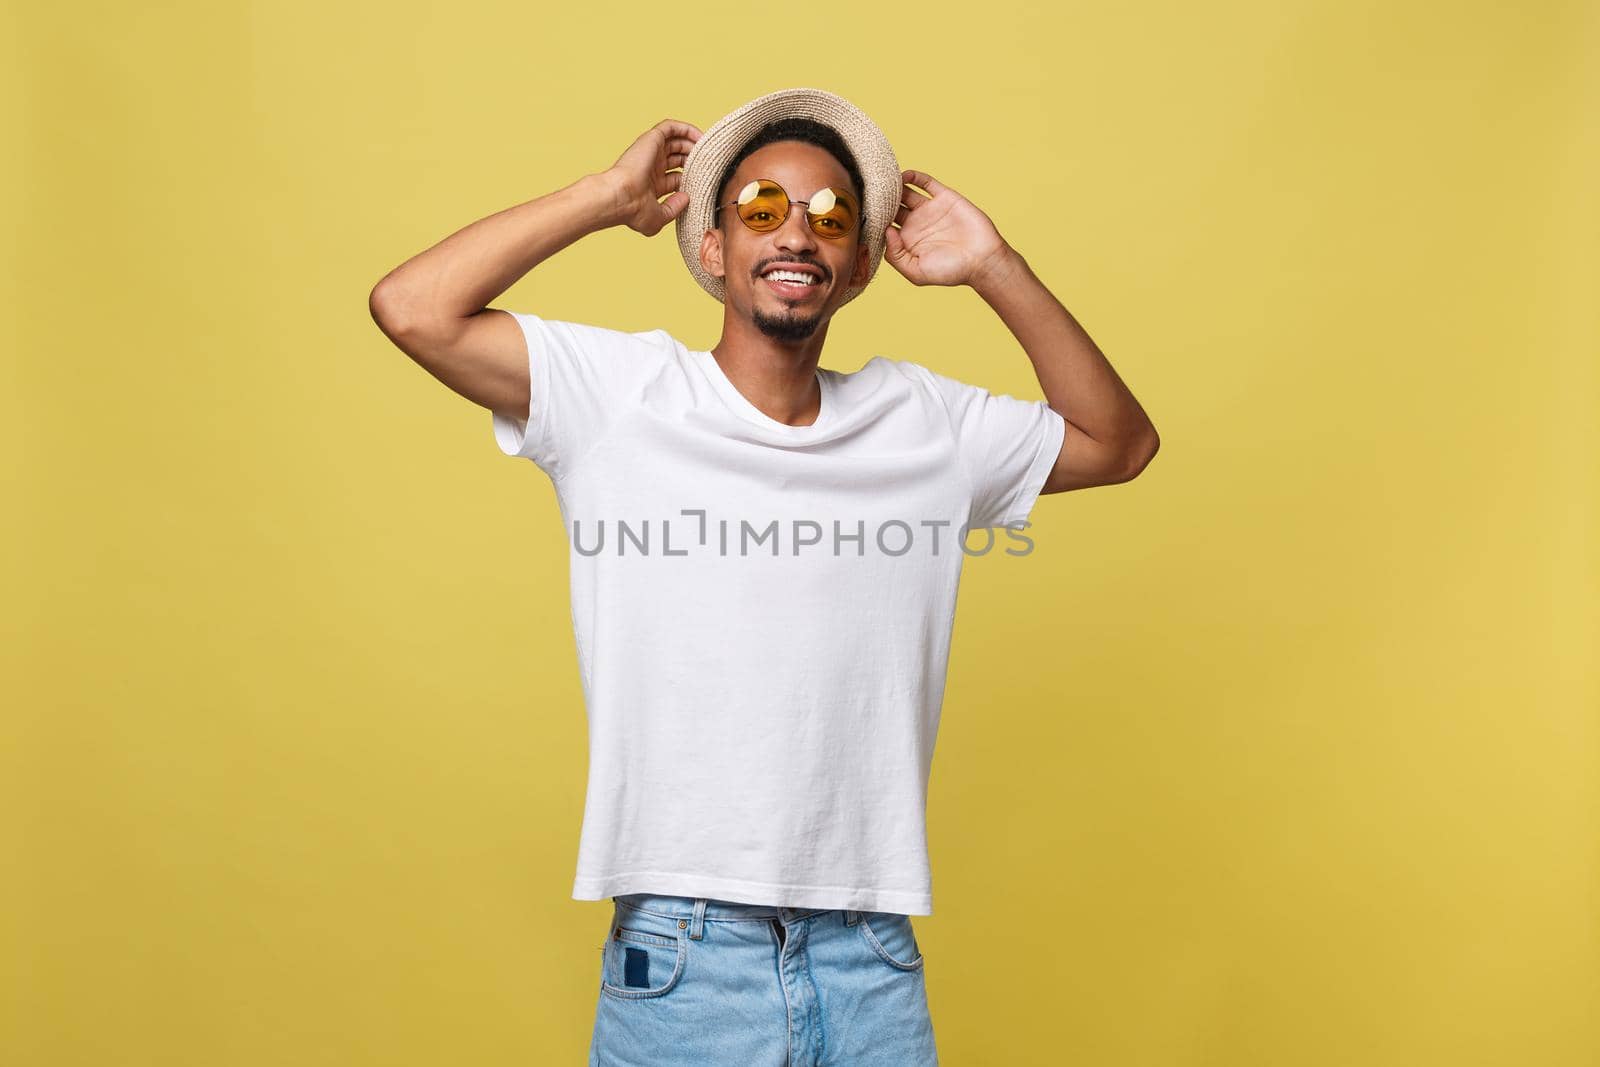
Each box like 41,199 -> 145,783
857,911 -> 925,971
599,906 -> 687,999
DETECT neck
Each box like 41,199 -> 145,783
709,309 -> 829,427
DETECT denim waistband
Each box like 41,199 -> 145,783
614,892 -> 840,924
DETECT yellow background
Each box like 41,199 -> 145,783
8,0 -> 1597,1063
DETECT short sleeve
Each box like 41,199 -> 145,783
490,310 -> 667,482
912,364 -> 1066,529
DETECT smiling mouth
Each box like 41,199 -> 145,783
760,272 -> 826,299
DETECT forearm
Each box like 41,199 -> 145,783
370,170 -> 624,335
970,247 -> 1157,453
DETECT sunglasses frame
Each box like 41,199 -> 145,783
713,178 -> 862,240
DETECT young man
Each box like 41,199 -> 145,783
369,87 -> 1158,1066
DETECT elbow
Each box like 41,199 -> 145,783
1118,430 -> 1160,482
368,276 -> 399,325
369,277 -> 418,339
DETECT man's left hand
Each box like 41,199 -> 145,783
882,169 -> 1015,289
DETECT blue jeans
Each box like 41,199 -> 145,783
589,893 -> 939,1066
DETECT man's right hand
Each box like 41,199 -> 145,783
604,119 -> 703,237
370,118 -> 705,425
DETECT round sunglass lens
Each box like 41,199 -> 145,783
808,187 -> 856,238
737,179 -> 788,232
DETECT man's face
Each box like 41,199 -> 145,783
700,141 -> 872,343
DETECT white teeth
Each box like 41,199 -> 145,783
763,269 -> 817,285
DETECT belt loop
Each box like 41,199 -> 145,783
844,909 -> 860,926
689,898 -> 708,940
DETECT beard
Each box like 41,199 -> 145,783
751,298 -> 823,342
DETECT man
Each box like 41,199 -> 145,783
369,87 -> 1158,1066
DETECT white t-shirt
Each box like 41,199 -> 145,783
490,310 -> 1065,915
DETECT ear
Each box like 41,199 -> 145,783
849,235 -> 872,287
699,228 -> 726,281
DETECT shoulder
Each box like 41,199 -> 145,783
505,311 -> 680,357
842,354 -> 980,417
504,312 -> 685,397
826,353 -> 946,396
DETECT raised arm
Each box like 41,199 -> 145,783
883,168 -> 1160,492
367,119 -> 702,420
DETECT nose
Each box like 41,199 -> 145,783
772,203 -> 819,255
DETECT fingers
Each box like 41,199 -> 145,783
891,166 -> 945,232
897,170 -> 935,223
652,169 -> 685,198
659,134 -> 699,173
901,168 -> 945,195
658,189 -> 689,225
884,223 -> 906,259
657,119 -> 703,143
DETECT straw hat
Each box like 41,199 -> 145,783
675,87 -> 901,308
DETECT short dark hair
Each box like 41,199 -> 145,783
713,117 -> 866,236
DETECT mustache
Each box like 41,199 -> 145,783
754,260 -> 830,280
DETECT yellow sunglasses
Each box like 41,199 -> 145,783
714,178 -> 861,239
